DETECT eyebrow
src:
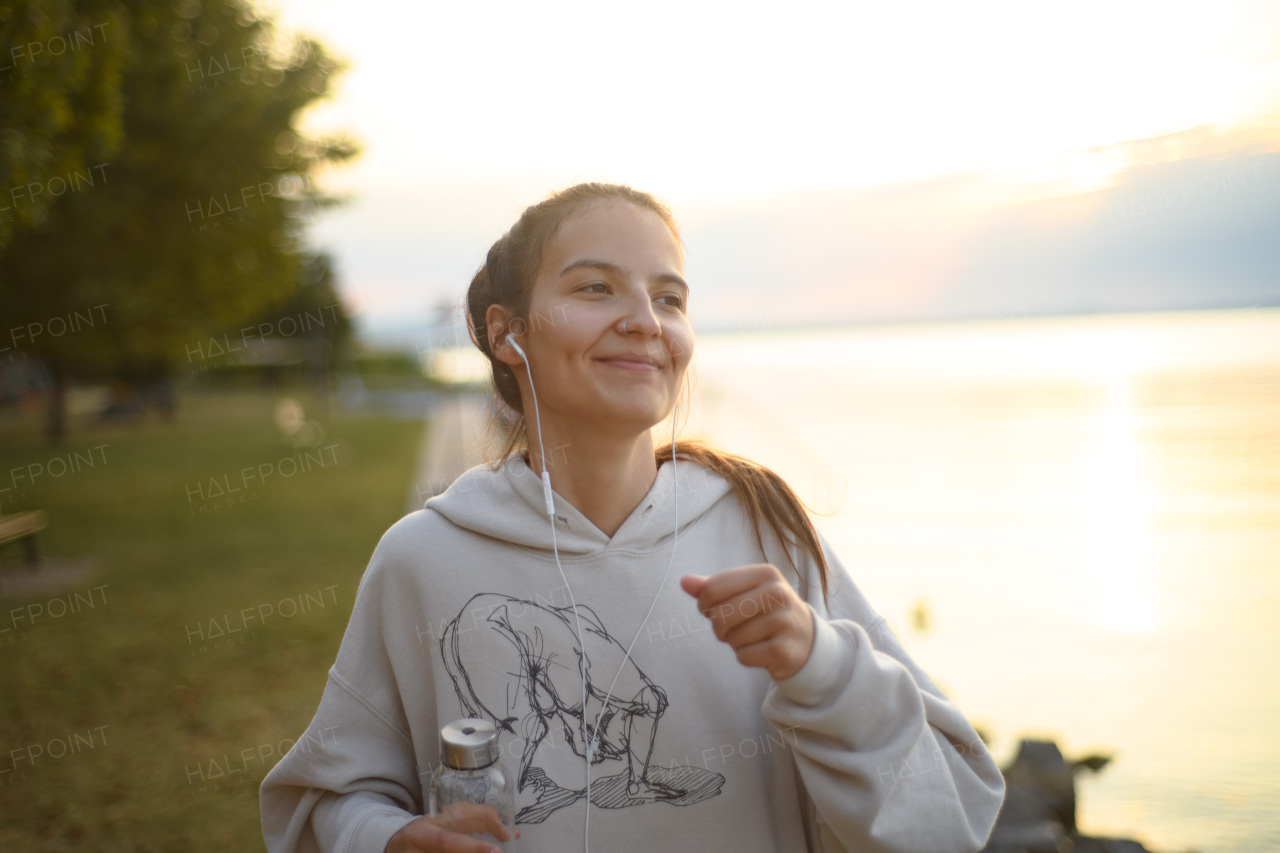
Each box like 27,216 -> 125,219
559,258 -> 689,294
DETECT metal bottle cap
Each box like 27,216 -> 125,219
439,718 -> 500,769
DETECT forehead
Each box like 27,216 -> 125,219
539,200 -> 684,277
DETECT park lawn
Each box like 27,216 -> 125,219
0,387 -> 426,851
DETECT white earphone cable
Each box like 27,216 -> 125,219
584,403 -> 678,848
509,333 -> 679,853
514,342 -> 591,770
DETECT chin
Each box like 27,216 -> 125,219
586,402 -> 669,433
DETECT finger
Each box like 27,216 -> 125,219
679,574 -> 706,597
695,564 -> 778,611
425,826 -> 505,853
723,607 -> 786,649
434,802 -> 511,842
736,625 -> 814,679
702,583 -> 795,640
702,589 -> 768,640
731,636 -> 792,676
391,815 -> 506,853
444,829 -> 506,853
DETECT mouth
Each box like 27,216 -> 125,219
596,356 -> 662,372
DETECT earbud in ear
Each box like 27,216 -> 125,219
505,333 -> 527,362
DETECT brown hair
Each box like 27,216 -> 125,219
464,182 -> 830,599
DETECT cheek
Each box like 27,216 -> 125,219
669,328 -> 695,367
536,304 -> 596,353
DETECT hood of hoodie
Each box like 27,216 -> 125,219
424,453 -> 733,557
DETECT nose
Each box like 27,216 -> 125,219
616,290 -> 661,338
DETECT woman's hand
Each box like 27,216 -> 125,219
680,564 -> 816,680
385,803 -> 515,853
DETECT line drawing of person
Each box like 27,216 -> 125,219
440,593 -> 725,824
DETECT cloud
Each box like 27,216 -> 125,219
937,149 -> 1279,318
679,119 -> 1280,328
682,174 -> 996,328
339,118 -> 1280,346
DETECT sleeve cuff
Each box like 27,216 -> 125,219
772,606 -> 853,706
345,808 -> 418,853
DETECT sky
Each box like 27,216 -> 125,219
257,0 -> 1280,345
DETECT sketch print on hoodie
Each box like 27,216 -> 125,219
260,453 -> 1006,853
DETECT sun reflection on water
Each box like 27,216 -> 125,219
1081,375 -> 1157,635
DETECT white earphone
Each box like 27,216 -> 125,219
503,329 -> 679,853
504,333 -> 556,515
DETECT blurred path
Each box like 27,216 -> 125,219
404,391 -> 493,515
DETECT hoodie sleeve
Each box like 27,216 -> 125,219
760,534 -> 1005,853
260,521 -> 424,853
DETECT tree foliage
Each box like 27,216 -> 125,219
0,0 -> 357,436
0,0 -> 128,249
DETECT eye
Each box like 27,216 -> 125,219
656,293 -> 686,310
579,281 -> 609,294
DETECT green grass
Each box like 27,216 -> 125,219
0,387 -> 426,851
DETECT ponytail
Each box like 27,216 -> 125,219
657,440 -> 831,603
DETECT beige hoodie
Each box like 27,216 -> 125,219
260,453 -> 1004,852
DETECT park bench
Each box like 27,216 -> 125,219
0,507 -> 47,569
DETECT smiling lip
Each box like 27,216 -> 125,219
597,356 -> 661,371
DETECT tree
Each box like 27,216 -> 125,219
231,251 -> 354,420
0,0 -> 357,440
0,0 -> 128,250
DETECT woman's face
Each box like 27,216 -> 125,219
503,199 -> 693,438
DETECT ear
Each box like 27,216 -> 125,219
485,303 -> 523,367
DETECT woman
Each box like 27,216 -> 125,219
260,183 -> 1005,853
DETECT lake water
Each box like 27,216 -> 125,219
686,307 -> 1280,853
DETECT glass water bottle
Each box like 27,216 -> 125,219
428,718 -> 516,852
